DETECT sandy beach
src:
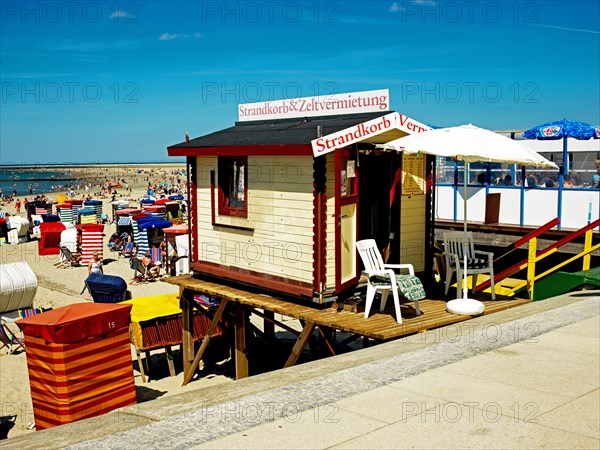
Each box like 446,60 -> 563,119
0,163 -> 235,439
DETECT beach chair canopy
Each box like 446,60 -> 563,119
0,262 -> 38,314
85,274 -> 128,304
16,303 -> 132,344
39,222 -> 67,256
137,219 -> 172,230
41,214 -> 61,222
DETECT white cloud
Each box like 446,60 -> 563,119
159,33 -> 179,41
390,2 -> 401,13
159,32 -> 202,41
390,0 -> 435,12
110,10 -> 131,18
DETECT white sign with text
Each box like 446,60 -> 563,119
311,112 -> 431,157
238,89 -> 390,122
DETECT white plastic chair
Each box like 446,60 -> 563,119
443,231 -> 495,299
356,239 -> 423,324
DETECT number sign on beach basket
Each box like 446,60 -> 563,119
16,303 -> 136,430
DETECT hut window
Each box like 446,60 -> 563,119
218,156 -> 248,217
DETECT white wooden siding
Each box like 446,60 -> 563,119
193,156 -> 315,284
400,194 -> 426,272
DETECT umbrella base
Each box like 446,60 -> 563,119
446,298 -> 485,316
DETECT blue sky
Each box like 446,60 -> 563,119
1,0 -> 598,164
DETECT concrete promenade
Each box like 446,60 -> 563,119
5,290 -> 599,449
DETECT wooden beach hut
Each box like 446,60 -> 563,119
167,98 -> 435,302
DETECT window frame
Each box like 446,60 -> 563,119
217,156 -> 248,218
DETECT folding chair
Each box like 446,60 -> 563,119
54,246 -> 82,268
120,241 -> 138,259
150,247 -> 163,267
130,258 -> 148,284
0,321 -> 25,354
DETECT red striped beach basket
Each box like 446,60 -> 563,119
77,224 -> 104,264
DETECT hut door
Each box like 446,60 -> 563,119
335,149 -> 359,292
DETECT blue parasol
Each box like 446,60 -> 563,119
522,119 -> 599,228
522,119 -> 598,172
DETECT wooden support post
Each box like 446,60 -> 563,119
263,310 -> 275,338
527,237 -> 537,300
180,288 -> 194,375
165,345 -> 176,377
582,229 -> 592,271
316,326 -> 336,356
234,305 -> 249,379
130,325 -> 146,383
182,298 -> 228,386
252,309 -> 300,336
284,322 -> 315,368
145,350 -> 152,379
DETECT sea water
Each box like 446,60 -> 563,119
0,168 -> 76,197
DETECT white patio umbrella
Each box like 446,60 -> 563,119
379,124 -> 558,315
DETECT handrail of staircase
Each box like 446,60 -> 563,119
477,217 -> 600,292
511,218 -> 561,249
493,218 -> 560,264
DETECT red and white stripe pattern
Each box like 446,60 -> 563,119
35,206 -> 52,215
81,228 -> 104,264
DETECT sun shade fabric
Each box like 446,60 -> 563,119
16,303 -> 136,430
379,124 -> 558,168
368,274 -> 426,301
16,302 -> 132,344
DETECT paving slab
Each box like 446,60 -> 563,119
334,385 -> 449,425
389,368 -> 572,420
440,335 -> 599,398
536,388 -> 600,439
194,406 -> 388,449
331,403 -> 600,449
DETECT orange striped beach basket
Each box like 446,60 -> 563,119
16,303 -> 136,430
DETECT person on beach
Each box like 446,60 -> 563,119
141,252 -> 160,278
15,198 -> 21,214
88,251 -> 103,275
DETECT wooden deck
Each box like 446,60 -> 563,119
166,275 -> 530,341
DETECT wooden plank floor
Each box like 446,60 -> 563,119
166,276 -> 531,341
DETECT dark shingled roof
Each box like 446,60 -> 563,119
169,112 -> 389,148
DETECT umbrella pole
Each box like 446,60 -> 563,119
462,178 -> 469,300
446,173 -> 484,316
